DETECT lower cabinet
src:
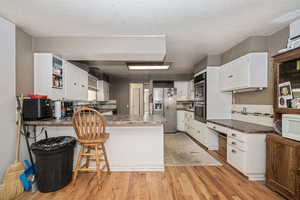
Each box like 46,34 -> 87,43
266,135 -> 300,200
177,110 -> 185,131
207,122 -> 267,181
227,130 -> 266,181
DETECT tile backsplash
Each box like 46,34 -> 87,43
232,104 -> 273,127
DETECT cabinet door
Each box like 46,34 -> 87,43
220,64 -> 234,91
65,62 -> 79,100
78,69 -> 88,101
177,111 -> 184,131
227,145 -> 246,173
266,136 -> 299,199
231,55 -> 249,89
104,81 -> 110,100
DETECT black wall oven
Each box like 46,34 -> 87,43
194,72 -> 206,123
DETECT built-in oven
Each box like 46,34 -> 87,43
194,72 -> 206,122
194,101 -> 206,122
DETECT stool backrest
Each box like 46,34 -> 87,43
72,107 -> 106,140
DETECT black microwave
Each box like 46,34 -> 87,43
23,99 -> 53,121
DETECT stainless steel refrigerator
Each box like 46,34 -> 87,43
153,88 -> 177,133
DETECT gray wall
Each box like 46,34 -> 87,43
0,18 -> 28,183
16,27 -> 34,95
110,73 -> 192,115
193,55 -> 222,74
220,31 -> 289,105
221,36 -> 268,65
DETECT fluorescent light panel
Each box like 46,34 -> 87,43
128,65 -> 169,70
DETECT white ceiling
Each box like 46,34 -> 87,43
1,0 -> 300,74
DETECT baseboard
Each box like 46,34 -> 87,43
76,165 -> 165,172
110,166 -> 165,172
247,174 -> 266,181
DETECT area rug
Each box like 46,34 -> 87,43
164,133 -> 222,166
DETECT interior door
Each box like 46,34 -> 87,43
129,83 -> 144,116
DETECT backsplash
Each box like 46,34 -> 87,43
231,104 -> 273,127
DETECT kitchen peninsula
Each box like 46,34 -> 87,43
24,114 -> 165,171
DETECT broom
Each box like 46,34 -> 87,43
3,94 -> 25,200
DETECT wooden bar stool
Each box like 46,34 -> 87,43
71,107 -> 110,190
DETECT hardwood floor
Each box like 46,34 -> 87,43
17,165 -> 283,200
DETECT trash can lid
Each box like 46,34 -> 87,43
31,136 -> 76,152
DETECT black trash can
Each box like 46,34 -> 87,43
31,136 -> 76,193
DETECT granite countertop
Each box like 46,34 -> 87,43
177,108 -> 194,112
207,119 -> 274,134
24,114 -> 165,127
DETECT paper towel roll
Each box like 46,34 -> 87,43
54,101 -> 61,119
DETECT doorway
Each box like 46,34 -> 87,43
129,83 -> 144,116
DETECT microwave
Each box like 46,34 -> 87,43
282,114 -> 300,142
23,99 -> 53,121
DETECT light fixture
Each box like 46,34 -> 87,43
128,65 -> 170,70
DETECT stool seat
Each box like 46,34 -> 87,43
71,107 -> 110,190
78,133 -> 109,144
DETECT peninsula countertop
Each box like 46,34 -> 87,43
207,119 -> 274,134
24,114 -> 165,127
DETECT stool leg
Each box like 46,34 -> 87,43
101,143 -> 110,173
72,145 -> 84,186
95,145 -> 102,190
85,146 -> 91,168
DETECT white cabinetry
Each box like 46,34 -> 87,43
207,122 -> 266,181
174,81 -> 189,101
174,81 -> 194,100
220,52 -> 268,92
34,53 -> 65,100
184,111 -> 194,134
188,80 -> 194,100
64,61 -> 88,101
177,110 -> 185,131
97,80 -> 110,101
207,67 -> 232,119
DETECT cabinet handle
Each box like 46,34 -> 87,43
213,126 -> 216,129
228,75 -> 233,78
231,141 -> 236,145
232,133 -> 237,137
81,85 -> 85,87
231,149 -> 237,153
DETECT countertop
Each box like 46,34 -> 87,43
24,114 -> 165,127
177,108 -> 194,112
207,119 -> 274,134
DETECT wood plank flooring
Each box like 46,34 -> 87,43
17,165 -> 283,200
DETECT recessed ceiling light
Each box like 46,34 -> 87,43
128,65 -> 170,70
272,9 -> 300,24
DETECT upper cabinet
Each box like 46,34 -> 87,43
97,80 -> 109,101
220,52 -> 268,92
34,53 -> 88,101
34,53 -> 65,100
174,80 -> 194,101
174,81 -> 189,100
64,61 -> 88,101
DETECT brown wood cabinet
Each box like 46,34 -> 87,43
266,134 -> 300,200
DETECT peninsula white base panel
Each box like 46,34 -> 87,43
36,125 -> 164,172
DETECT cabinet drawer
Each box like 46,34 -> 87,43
227,145 -> 246,174
207,122 -> 228,134
228,129 -> 246,142
228,137 -> 246,151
